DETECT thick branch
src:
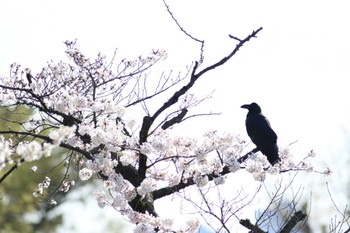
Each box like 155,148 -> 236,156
152,146 -> 264,200
239,219 -> 267,233
152,166 -> 231,200
161,108 -> 188,130
129,193 -> 158,217
280,211 -> 307,233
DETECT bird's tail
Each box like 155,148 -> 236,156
262,144 -> 280,165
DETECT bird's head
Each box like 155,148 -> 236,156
241,102 -> 261,114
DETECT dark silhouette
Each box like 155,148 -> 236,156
26,71 -> 33,84
241,102 -> 280,165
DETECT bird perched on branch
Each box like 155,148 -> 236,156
241,102 -> 280,165
25,68 -> 33,85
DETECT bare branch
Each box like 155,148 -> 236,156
229,34 -> 242,42
326,182 -> 350,233
162,0 -> 204,63
280,210 -> 307,233
195,27 -> 263,78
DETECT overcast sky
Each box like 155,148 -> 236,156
1,0 -> 350,232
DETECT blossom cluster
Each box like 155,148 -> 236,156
91,184 -> 199,233
33,176 -> 51,197
14,125 -> 76,162
245,154 -> 269,181
59,179 -> 75,193
138,129 -> 246,189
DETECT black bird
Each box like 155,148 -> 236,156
241,102 -> 280,165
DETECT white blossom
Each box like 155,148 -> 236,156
112,193 -> 127,209
94,190 -> 106,208
267,166 -> 279,175
123,187 -> 137,202
194,175 -> 209,187
134,223 -> 155,233
33,176 -> 51,196
185,218 -> 200,232
109,173 -> 125,192
99,157 -> 117,176
103,180 -> 114,190
246,159 -> 263,174
140,142 -> 153,155
224,156 -> 241,173
214,176 -> 226,185
42,143 -> 55,157
119,150 -> 138,166
253,172 -> 266,182
280,158 -> 295,170
50,199 -> 57,205
79,168 -> 94,181
16,141 -> 42,162
85,160 -> 101,172
167,174 -> 181,186
301,161 -> 314,172
308,149 -> 316,157
48,125 -> 76,144
324,167 -> 333,176
201,130 -> 234,151
160,218 -> 173,229
137,178 -> 156,195
90,128 -> 107,146
279,147 -> 292,160
256,154 -> 269,166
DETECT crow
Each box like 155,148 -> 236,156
241,102 -> 280,165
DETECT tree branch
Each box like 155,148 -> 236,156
280,210 -> 307,233
152,166 -> 231,200
195,27 -> 263,78
0,158 -> 24,184
161,108 -> 188,130
239,219 -> 267,233
162,0 -> 204,63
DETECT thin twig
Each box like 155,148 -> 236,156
162,0 -> 204,63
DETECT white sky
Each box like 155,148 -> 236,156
1,0 -> 350,232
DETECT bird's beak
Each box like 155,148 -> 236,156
241,104 -> 250,109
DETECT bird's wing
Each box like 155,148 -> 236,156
246,113 -> 277,146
